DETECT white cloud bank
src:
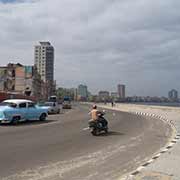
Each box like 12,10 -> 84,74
0,0 -> 180,96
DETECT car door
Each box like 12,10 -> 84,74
18,102 -> 27,121
55,102 -> 60,113
27,102 -> 39,120
53,102 -> 58,113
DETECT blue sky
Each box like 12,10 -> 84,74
0,0 -> 180,96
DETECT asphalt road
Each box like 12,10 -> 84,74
0,104 -> 172,180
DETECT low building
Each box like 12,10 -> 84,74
88,95 -> 99,102
0,67 -> 7,91
74,88 -> 78,101
0,63 -> 45,100
98,91 -> 110,102
111,92 -> 118,102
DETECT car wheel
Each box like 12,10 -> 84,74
39,113 -> 47,121
11,116 -> 20,125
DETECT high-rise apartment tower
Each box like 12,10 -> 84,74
117,84 -> 126,99
34,42 -> 54,82
34,42 -> 55,97
77,84 -> 88,101
168,89 -> 178,101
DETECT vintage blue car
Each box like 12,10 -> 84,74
0,99 -> 49,124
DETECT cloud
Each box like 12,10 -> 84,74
0,0 -> 180,96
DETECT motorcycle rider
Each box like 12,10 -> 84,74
89,105 -> 108,128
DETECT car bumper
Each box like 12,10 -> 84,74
62,105 -> 71,109
0,119 -> 10,124
48,109 -> 60,114
48,109 -> 55,114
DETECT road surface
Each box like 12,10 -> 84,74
0,104 -> 172,180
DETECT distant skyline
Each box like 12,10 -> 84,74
0,0 -> 180,96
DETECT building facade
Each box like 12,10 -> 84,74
117,84 -> 126,100
0,63 -> 44,100
34,42 -> 55,97
0,67 -> 7,91
111,92 -> 118,101
0,63 -> 34,93
77,84 -> 88,101
98,91 -> 110,101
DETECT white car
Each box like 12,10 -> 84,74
44,102 -> 60,114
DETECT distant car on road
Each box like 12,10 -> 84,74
0,99 -> 49,124
62,96 -> 72,109
43,102 -> 60,114
62,101 -> 72,109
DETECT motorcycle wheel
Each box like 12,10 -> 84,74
104,128 -> 108,134
91,129 -> 98,136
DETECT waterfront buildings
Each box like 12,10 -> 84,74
34,42 -> 55,97
126,96 -> 169,103
117,84 -> 126,100
111,92 -> 118,101
56,87 -> 77,101
168,89 -> 178,102
98,91 -> 110,101
74,88 -> 78,101
0,66 -> 7,91
77,84 -> 88,101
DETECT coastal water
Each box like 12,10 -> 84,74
129,102 -> 180,107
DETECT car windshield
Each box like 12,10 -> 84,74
0,102 -> 17,108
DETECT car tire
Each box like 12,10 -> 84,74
11,116 -> 20,125
39,113 -> 47,121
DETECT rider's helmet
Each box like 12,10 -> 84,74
92,104 -> 97,109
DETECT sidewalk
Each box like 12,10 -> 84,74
98,103 -> 180,180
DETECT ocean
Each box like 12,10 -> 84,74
128,102 -> 180,107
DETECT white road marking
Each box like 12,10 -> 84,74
147,159 -> 154,163
136,166 -> 145,171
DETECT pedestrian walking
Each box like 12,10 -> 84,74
111,101 -> 114,107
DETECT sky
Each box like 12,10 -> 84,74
0,0 -> 180,96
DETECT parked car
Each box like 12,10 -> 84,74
43,102 -> 60,114
0,99 -> 49,124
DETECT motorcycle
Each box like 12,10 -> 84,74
89,112 -> 108,136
